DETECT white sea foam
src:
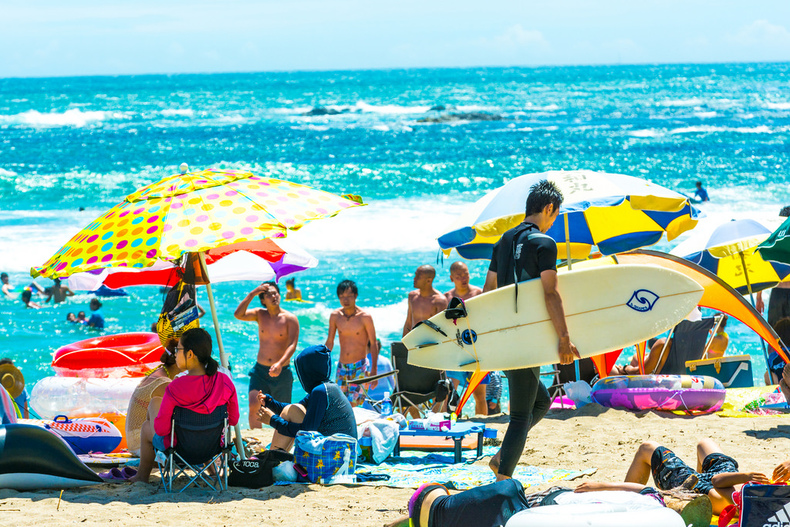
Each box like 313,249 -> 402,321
694,111 -> 717,119
657,98 -> 704,107
0,109 -> 127,128
160,109 -> 195,117
669,125 -> 774,135
0,168 -> 18,177
353,101 -> 432,114
765,102 -> 790,110
523,103 -> 560,112
628,129 -> 663,138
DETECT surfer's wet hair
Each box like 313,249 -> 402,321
525,179 -> 563,216
337,279 -> 358,296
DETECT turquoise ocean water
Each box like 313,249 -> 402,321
2,63 -> 790,423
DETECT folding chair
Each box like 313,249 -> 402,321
390,342 -> 448,417
156,404 -> 231,493
654,317 -> 718,375
347,370 -> 399,413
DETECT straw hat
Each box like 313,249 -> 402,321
0,363 -> 25,399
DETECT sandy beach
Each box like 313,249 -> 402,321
2,404 -> 788,526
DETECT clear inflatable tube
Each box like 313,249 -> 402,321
30,376 -> 141,419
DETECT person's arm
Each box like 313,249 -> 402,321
269,389 -> 326,437
271,314 -> 299,377
483,270 -> 497,293
365,314 -> 378,376
226,377 -> 240,427
65,288 -> 74,298
402,294 -> 414,337
575,481 -> 648,493
325,312 -> 338,351
757,291 -> 765,315
263,393 -> 290,415
711,471 -> 769,488
196,303 -> 206,319
773,461 -> 790,482
22,401 -> 28,419
540,269 -> 579,365
233,286 -> 266,321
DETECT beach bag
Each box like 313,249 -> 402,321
228,450 -> 293,488
293,431 -> 357,483
156,280 -> 200,348
718,482 -> 790,527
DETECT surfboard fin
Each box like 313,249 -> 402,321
413,319 -> 448,337
415,342 -> 439,349
458,358 -> 480,367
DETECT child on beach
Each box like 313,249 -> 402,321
0,358 -> 29,418
129,328 -> 239,484
257,344 -> 357,452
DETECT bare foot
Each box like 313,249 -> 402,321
127,474 -> 148,484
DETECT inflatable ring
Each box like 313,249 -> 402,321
18,416 -> 122,455
53,332 -> 163,377
590,375 -> 725,413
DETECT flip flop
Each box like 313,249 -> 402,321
99,467 -> 127,481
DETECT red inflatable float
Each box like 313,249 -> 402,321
52,332 -> 163,378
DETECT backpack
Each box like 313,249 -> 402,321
228,450 -> 294,488
156,280 -> 200,348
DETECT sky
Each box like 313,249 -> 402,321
2,0 -> 790,78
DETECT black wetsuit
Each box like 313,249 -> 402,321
488,221 -> 557,477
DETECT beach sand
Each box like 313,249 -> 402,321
1,405 -> 788,526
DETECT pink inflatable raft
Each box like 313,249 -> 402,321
590,375 -> 725,413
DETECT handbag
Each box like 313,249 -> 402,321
293,431 -> 357,483
228,450 -> 293,488
156,280 -> 200,348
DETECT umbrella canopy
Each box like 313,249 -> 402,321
438,170 -> 700,260
31,169 -> 361,279
670,218 -> 790,295
65,238 -> 317,291
757,216 -> 790,265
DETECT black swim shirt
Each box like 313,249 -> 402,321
488,222 -> 557,287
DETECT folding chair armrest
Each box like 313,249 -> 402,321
347,370 -> 398,386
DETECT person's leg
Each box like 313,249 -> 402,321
695,438 -> 723,472
129,420 -> 156,483
472,384 -> 488,416
270,404 -> 306,452
249,389 -> 262,429
493,367 -> 542,480
625,441 -> 661,484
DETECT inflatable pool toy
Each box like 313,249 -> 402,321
52,332 -> 163,377
506,490 -> 685,526
591,375 -> 725,413
30,376 -> 140,419
18,416 -> 122,455
0,424 -> 103,490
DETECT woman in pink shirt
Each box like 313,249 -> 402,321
131,327 -> 239,484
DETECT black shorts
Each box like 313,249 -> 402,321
651,446 -> 738,495
248,363 -> 293,404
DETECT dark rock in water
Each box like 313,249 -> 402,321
429,105 -> 446,112
302,106 -> 347,117
417,112 -> 503,124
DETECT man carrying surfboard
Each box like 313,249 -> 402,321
482,179 -> 579,481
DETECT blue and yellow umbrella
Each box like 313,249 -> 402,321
438,170 -> 700,261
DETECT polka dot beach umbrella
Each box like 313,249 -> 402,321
31,167 -> 363,458
32,168 -> 361,277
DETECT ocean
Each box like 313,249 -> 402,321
2,63 -> 790,423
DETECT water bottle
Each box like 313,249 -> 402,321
381,392 -> 393,416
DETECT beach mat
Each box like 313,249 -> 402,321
397,434 -> 479,451
354,447 -> 597,490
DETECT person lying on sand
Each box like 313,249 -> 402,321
383,477 -> 704,527
578,439 -> 768,516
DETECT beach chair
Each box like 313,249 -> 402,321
156,404 -> 231,493
654,317 -> 718,375
390,342 -> 448,417
347,370 -> 399,413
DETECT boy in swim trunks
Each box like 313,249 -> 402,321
325,280 -> 377,406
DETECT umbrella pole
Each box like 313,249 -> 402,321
198,252 -> 247,460
739,251 -> 771,374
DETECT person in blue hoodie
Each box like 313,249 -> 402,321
257,344 -> 357,451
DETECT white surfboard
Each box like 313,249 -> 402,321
402,264 -> 704,371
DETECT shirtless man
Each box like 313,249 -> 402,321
2,273 -> 44,299
443,261 -> 487,414
444,261 -> 483,302
325,280 -> 378,406
403,265 -> 448,336
45,279 -> 75,304
234,281 -> 300,428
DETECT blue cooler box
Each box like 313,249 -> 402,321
685,354 -> 754,388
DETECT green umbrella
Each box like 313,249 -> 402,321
757,216 -> 790,265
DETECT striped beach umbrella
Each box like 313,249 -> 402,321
438,170 -> 700,262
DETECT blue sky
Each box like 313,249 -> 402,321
2,0 -> 790,77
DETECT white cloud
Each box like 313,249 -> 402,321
728,20 -> 790,47
479,24 -> 550,53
